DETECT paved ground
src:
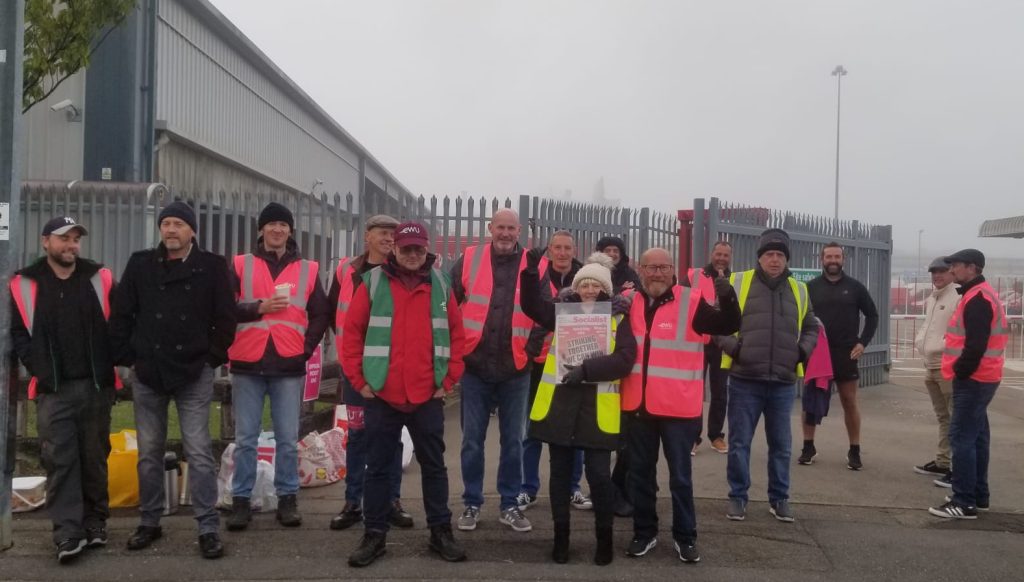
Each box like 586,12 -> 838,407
3,358 -> 1023,581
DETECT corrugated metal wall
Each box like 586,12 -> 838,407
154,0 -> 365,199
21,71 -> 87,181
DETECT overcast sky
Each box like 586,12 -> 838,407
210,0 -> 1023,259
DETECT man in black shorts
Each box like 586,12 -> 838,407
804,242 -> 879,470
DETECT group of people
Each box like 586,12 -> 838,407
9,202 -> 1007,567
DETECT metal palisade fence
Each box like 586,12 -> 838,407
17,181 -> 679,286
682,197 -> 893,386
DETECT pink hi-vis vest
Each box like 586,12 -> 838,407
229,254 -> 319,362
459,244 -> 546,370
333,257 -> 357,357
621,284 -> 705,418
941,281 -> 1008,383
688,268 -> 717,344
10,268 -> 121,399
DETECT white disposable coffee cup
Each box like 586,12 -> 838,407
274,283 -> 291,298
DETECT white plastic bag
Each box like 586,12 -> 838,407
216,442 -> 278,511
298,431 -> 341,488
320,427 -> 347,480
216,443 -> 237,510
401,427 -> 414,470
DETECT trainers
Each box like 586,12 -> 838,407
457,506 -> 480,531
711,437 -> 728,454
570,490 -> 593,510
769,500 -> 795,523
227,496 -> 252,531
798,443 -> 817,465
914,460 -> 949,476
726,498 -> 746,521
330,502 -> 363,530
674,539 -> 700,563
626,536 -> 657,557
429,524 -> 467,562
56,538 -> 86,564
847,448 -> 863,471
499,506 -> 533,532
389,499 -> 414,529
928,500 -> 977,520
945,495 -> 990,511
515,491 -> 538,511
348,531 -> 387,567
933,473 -> 953,488
85,527 -> 108,549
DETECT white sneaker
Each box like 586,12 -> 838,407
515,491 -> 537,511
570,490 -> 593,510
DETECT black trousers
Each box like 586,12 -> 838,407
363,397 -> 451,532
704,346 -> 729,441
549,444 -> 613,531
611,413 -> 632,503
36,379 -> 113,544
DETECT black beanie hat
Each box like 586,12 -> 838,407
158,201 -> 198,232
596,236 -> 628,260
757,228 -> 791,260
258,202 -> 295,231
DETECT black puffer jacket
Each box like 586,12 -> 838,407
520,269 -> 637,450
715,266 -> 819,384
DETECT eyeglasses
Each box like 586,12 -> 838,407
397,245 -> 427,255
640,264 -> 673,275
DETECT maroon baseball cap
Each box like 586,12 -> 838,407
394,221 -> 429,248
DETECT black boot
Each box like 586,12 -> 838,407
594,526 -> 614,566
429,524 -> 467,562
330,501 -> 362,530
227,497 -> 252,531
276,494 -> 302,527
348,531 -> 387,567
552,523 -> 570,564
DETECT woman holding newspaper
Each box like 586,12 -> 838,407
520,250 -> 637,566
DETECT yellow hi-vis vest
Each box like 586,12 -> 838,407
720,270 -> 809,377
530,313 -> 622,435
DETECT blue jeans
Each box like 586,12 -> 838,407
949,378 -> 999,507
627,414 -> 701,544
460,370 -> 530,509
133,365 -> 219,534
726,377 -> 796,504
231,373 -> 303,497
364,398 -> 451,532
342,375 -> 403,504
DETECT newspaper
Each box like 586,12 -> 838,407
554,302 -> 612,379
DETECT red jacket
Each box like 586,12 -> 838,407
342,265 -> 466,407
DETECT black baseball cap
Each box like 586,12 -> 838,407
42,216 -> 88,237
944,248 -> 985,269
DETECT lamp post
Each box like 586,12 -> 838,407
916,229 -> 924,314
831,65 -> 847,222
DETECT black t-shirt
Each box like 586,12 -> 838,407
41,268 -> 93,380
807,273 -> 879,349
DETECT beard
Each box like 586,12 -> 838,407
825,263 -> 842,275
49,250 -> 76,268
644,280 -> 670,298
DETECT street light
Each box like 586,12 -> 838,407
916,229 -> 924,314
831,65 -> 847,222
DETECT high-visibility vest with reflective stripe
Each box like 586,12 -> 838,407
10,268 -> 118,399
533,278 -> 559,364
361,266 -> 452,391
334,257 -> 357,353
459,244 -> 545,370
688,268 -> 717,344
622,285 -> 705,418
228,254 -> 319,362
720,270 -> 808,377
531,313 -> 622,433
941,281 -> 1008,382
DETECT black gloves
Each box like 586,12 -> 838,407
561,364 -> 586,385
525,247 -> 545,271
713,276 -> 734,302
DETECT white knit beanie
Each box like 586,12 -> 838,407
572,253 -> 614,295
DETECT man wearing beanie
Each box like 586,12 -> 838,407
715,228 -> 819,524
342,221 -> 467,566
596,236 -> 641,294
110,200 -> 237,558
224,202 -> 331,531
328,214 -> 417,531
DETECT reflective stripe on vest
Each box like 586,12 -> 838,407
720,270 -> 808,377
621,285 -> 705,418
940,282 -> 1008,382
534,277 -> 559,363
531,313 -> 621,434
10,269 -> 116,398
688,268 -> 717,344
361,266 -> 452,391
334,257 -> 355,348
459,244 -> 544,369
229,254 -> 319,362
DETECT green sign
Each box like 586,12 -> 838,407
789,268 -> 820,283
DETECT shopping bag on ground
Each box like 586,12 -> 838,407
12,476 -> 46,513
108,429 -> 139,508
216,443 -> 237,510
401,426 -> 414,470
298,431 -> 341,487
217,442 -> 278,512
320,427 -> 347,480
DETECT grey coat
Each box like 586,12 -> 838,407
715,267 -> 819,384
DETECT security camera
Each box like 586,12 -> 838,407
50,99 -> 74,111
49,99 -> 82,122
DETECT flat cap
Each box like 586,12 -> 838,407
927,257 -> 950,272
944,248 -> 985,269
365,214 -> 399,231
